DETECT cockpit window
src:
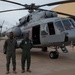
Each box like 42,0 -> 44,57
62,19 -> 74,30
69,19 -> 75,27
55,21 -> 64,32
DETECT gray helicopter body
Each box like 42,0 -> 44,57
6,11 -> 75,48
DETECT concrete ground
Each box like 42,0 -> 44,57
0,40 -> 75,75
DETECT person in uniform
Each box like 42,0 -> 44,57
20,33 -> 33,73
3,32 -> 18,74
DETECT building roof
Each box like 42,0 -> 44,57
52,2 -> 75,17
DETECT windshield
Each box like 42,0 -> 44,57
55,21 -> 64,32
62,19 -> 74,30
69,19 -> 75,27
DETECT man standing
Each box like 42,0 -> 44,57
20,33 -> 32,73
3,32 -> 17,74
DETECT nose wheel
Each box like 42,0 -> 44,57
49,51 -> 59,59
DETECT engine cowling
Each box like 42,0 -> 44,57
45,11 -> 57,18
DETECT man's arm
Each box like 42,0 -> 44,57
15,40 -> 18,48
30,40 -> 33,49
3,40 -> 7,54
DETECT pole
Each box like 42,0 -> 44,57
0,20 -> 5,37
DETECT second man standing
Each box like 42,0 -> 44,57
20,33 -> 33,73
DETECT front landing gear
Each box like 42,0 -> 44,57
49,51 -> 59,59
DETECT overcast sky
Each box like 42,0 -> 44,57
0,0 -> 62,31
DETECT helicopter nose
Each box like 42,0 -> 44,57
65,29 -> 75,41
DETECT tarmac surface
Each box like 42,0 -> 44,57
0,40 -> 75,75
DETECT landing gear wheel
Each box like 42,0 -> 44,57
49,51 -> 59,59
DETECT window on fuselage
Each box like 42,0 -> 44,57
41,24 -> 49,36
69,19 -> 75,27
55,21 -> 64,32
62,19 -> 74,30
48,22 -> 55,35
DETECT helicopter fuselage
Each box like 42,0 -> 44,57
6,16 -> 75,49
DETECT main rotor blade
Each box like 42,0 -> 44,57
38,0 -> 75,7
0,0 -> 25,7
0,8 -> 26,13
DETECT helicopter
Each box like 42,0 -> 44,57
0,0 -> 75,59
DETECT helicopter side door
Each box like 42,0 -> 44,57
40,22 -> 65,46
32,25 -> 41,44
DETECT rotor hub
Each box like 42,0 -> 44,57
24,3 -> 38,10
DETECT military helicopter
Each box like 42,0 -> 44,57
0,0 -> 75,59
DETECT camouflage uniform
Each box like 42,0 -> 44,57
4,39 -> 17,71
20,39 -> 32,71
